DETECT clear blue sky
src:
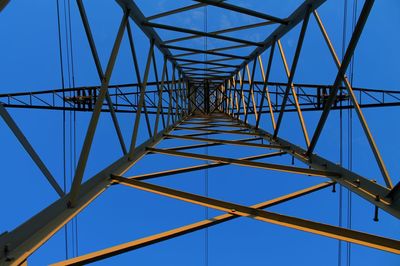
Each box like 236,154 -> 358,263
0,1 -> 399,265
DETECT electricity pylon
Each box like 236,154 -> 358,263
0,0 -> 399,265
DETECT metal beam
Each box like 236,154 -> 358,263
307,0 -> 374,154
165,21 -> 272,44
116,0 -> 185,77
256,41 -> 276,129
308,4 -> 392,188
128,40 -> 155,156
174,58 -> 239,68
153,57 -> 167,135
76,0 -> 127,155
273,8 -> 311,146
142,21 -> 263,47
164,134 -> 283,150
147,147 -> 338,178
146,3 -> 208,21
51,181 -> 333,265
129,152 -> 284,180
113,177 -> 400,255
162,44 -> 248,60
244,60 -> 258,123
230,0 -> 326,78
229,115 -> 400,219
174,126 -> 263,136
175,44 -> 249,58
0,104 -> 64,197
146,1 -> 227,21
68,9 -> 129,207
0,117 -> 186,265
194,0 -> 288,24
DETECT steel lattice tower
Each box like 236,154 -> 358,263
0,0 -> 399,265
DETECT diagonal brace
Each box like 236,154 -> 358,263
112,176 -> 400,255
0,104 -> 64,197
51,181 -> 333,265
147,147 -> 339,178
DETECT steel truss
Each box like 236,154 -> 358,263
2,82 -> 400,114
0,0 -> 399,265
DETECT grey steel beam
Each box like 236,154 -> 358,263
179,58 -> 238,67
184,71 -> 231,76
307,0 -> 374,155
51,181 -> 332,265
162,44 -> 248,60
105,92 -> 128,155
76,0 -> 127,155
76,0 -> 102,79
232,74 -> 240,116
146,1 -> 227,21
128,41 -> 155,156
126,20 -> 153,138
146,3 -> 207,21
308,5 -> 392,188
68,10 -> 129,207
116,0 -> 185,78
185,71 -> 231,77
174,44 -> 250,58
194,0 -> 287,24
180,67 -> 231,74
235,68 -> 246,119
129,152 -> 284,180
164,134 -> 282,149
153,57 -> 167,135
273,8 -> 311,146
173,126 -> 263,136
166,65 -> 174,126
230,0 -> 326,78
173,124 -> 226,130
244,59 -> 258,123
147,147 -> 338,178
174,58 -> 239,68
142,21 -> 263,47
0,104 -> 64,197
177,130 -> 238,137
256,40 -> 276,129
187,75 -> 229,80
204,57 -> 240,64
165,21 -> 273,44
277,40 -> 311,143
172,67 -> 180,120
162,136 -> 263,151
181,121 -> 243,127
163,141 -> 227,152
113,177 -> 400,254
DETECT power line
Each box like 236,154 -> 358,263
204,6 -> 209,266
55,0 -> 69,260
338,0 -> 348,265
346,1 -> 358,266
